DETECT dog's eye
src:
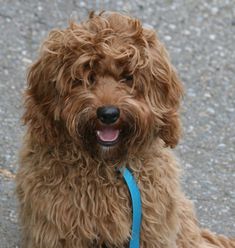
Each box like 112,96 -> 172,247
124,75 -> 133,81
88,72 -> 96,85
120,75 -> 133,86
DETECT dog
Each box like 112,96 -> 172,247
16,12 -> 235,248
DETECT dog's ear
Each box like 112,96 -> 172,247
143,28 -> 184,148
23,30 -> 64,145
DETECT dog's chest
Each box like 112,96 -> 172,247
53,172 -> 133,245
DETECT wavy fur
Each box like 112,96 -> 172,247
16,12 -> 235,248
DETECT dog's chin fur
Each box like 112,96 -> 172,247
16,12 -> 235,248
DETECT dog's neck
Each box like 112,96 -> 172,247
24,134 -> 166,177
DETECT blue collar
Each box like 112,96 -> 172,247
119,167 -> 142,248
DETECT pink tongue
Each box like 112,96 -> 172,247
97,128 -> 120,142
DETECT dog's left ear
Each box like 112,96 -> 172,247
143,28 -> 184,148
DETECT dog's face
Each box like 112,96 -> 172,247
24,12 -> 183,162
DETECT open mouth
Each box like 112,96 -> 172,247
96,127 -> 120,146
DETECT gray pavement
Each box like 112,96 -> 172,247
0,0 -> 234,247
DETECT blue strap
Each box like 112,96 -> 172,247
119,167 -> 142,248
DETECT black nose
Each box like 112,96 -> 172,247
97,106 -> 120,124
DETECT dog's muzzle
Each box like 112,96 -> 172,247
96,106 -> 121,146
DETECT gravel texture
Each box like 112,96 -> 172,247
0,0 -> 234,247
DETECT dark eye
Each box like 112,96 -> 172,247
88,72 -> 96,85
120,74 -> 133,86
124,75 -> 133,81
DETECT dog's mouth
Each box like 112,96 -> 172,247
96,126 -> 120,146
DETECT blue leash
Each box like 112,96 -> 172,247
119,167 -> 142,248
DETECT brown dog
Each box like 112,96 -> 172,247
16,12 -> 235,248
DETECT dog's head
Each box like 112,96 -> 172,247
24,12 -> 183,161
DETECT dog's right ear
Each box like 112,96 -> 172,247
23,30 -> 65,145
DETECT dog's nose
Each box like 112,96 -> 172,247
97,106 -> 120,124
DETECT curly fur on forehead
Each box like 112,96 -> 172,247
44,12 -> 155,91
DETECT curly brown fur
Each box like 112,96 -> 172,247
16,12 -> 235,248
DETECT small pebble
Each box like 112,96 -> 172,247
164,35 -> 172,41
209,34 -> 216,40
207,107 -> 215,115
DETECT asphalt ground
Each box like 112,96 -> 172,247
0,1 -> 234,247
